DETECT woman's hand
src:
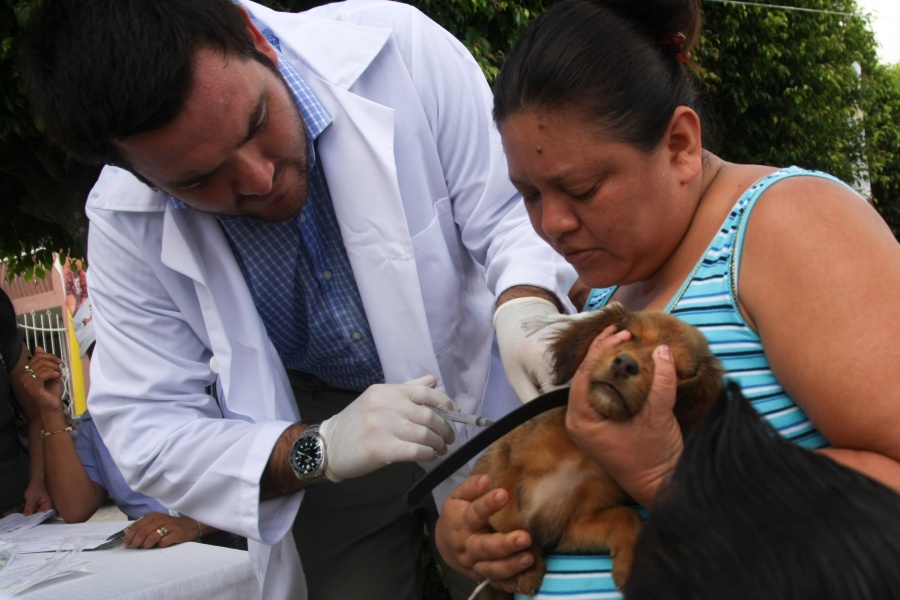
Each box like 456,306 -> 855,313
22,480 -> 53,517
124,513 -> 204,549
565,327 -> 682,507
435,475 -> 534,590
19,348 -> 65,415
23,480 -> 54,516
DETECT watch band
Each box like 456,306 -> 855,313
290,423 -> 330,485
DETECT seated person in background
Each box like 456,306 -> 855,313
23,332 -> 244,549
0,288 -> 52,517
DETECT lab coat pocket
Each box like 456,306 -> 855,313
409,197 -> 464,354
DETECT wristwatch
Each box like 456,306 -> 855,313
289,424 -> 330,485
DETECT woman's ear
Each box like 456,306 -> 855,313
664,107 -> 703,185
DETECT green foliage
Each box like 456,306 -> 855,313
697,0 -> 898,238
861,63 -> 900,237
697,0 -> 876,186
403,0 -> 547,82
0,0 -> 100,280
270,0 -> 548,82
1,0 -> 897,280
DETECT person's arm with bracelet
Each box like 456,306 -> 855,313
23,348 -> 112,522
8,342 -> 54,516
24,348 -> 223,548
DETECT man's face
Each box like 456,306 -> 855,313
116,45 -> 309,222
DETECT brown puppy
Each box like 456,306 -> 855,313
473,303 -> 723,598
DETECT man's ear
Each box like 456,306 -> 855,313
239,7 -> 279,66
664,107 -> 703,185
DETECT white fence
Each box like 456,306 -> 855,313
17,308 -> 73,406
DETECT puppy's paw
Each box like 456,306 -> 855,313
609,509 -> 642,589
515,569 -> 545,597
510,552 -> 547,598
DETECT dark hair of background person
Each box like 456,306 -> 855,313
492,0 -> 704,152
0,288 -> 29,514
624,381 -> 900,600
18,0 -> 276,170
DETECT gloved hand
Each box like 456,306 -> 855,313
494,298 -> 599,402
319,375 -> 457,482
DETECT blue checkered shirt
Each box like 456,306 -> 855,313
171,28 -> 384,391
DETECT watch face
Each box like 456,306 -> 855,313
291,436 -> 324,475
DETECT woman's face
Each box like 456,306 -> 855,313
500,109 -> 684,289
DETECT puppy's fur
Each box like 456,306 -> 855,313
473,304 -> 723,598
625,381 -> 900,600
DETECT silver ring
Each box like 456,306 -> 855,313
24,365 -> 37,378
157,526 -> 170,538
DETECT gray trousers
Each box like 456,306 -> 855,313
288,371 -> 476,600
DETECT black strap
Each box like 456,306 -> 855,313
406,387 -> 570,509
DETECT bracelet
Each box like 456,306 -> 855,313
41,425 -> 73,438
195,520 -> 203,542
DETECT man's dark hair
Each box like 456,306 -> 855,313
20,0 -> 275,167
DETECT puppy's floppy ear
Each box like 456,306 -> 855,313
673,353 -> 723,430
549,302 -> 629,385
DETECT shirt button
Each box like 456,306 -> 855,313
299,213 -> 306,223
322,270 -> 333,280
351,331 -> 362,340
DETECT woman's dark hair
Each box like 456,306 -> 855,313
19,0 -> 276,168
493,0 -> 702,152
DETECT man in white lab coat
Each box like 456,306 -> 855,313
21,1 -> 576,598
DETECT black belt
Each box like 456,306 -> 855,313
406,387 -> 570,509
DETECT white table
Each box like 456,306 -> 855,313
15,542 -> 260,600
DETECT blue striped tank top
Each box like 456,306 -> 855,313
516,166 -> 838,600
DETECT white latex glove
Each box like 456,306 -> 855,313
319,375 -> 457,482
494,298 -> 600,403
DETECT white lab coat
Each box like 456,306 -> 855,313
85,1 -> 575,598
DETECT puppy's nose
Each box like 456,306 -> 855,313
612,354 -> 640,379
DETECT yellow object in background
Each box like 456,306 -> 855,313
67,313 -> 87,415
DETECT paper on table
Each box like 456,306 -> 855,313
2,522 -> 133,554
0,510 -> 56,539
0,544 -> 90,596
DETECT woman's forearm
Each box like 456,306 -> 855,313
41,408 -> 107,522
817,447 -> 900,494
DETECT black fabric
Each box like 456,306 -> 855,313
0,289 -> 28,512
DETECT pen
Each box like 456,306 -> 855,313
431,408 -> 493,428
105,526 -> 129,542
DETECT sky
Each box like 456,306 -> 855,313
855,0 -> 900,64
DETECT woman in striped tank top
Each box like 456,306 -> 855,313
436,0 -> 900,597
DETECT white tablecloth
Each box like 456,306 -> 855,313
15,542 -> 260,599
